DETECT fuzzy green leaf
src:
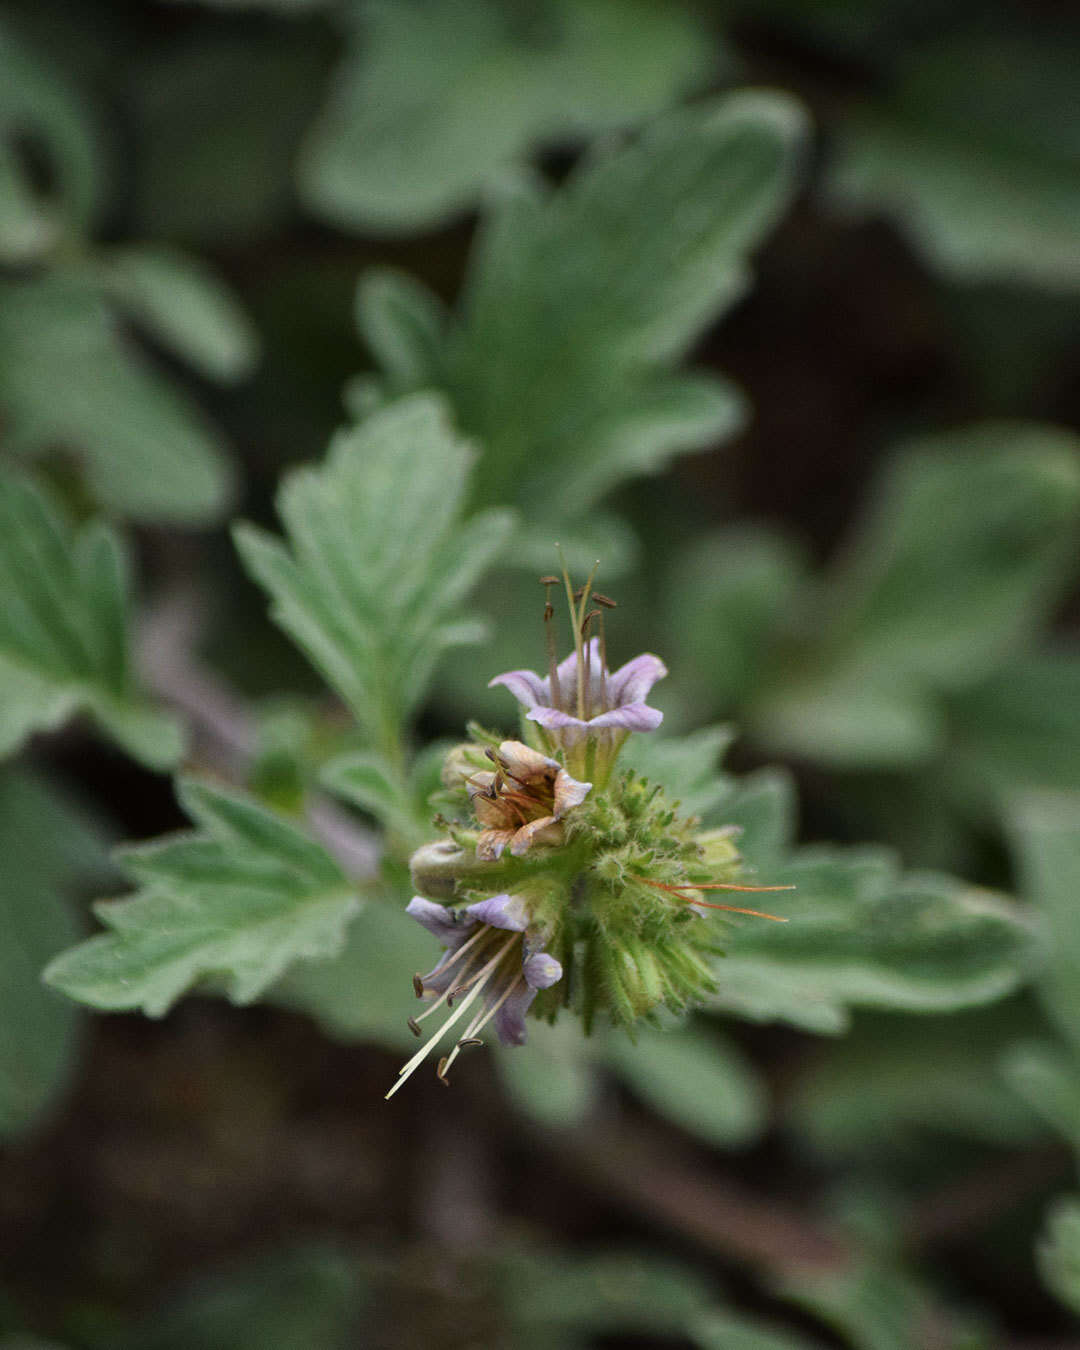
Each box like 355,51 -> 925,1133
0,272 -> 234,523
709,849 -> 1034,1035
44,780 -> 359,1017
619,725 -> 736,819
0,472 -> 182,767
0,767 -> 111,1139
299,0 -> 717,231
1001,1040 -> 1080,1155
690,1310 -> 827,1350
358,91 -> 806,536
99,245 -> 260,383
749,422 -> 1080,768
234,393 -> 514,751
828,38 -> 1080,291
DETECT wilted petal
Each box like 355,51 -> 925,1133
488,668 -> 549,709
476,828 -> 514,860
523,952 -> 563,989
552,767 -> 591,817
494,983 -> 538,1045
465,892 -> 530,931
497,740 -> 559,782
606,653 -> 668,706
509,815 -> 562,855
405,896 -> 470,945
587,702 -> 664,732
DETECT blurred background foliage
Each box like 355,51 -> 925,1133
1,0 -> 1079,1345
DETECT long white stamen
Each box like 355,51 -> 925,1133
385,935 -> 517,1099
438,974 -> 525,1083
410,943 -> 489,1029
419,922 -> 492,988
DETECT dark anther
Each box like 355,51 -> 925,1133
436,1056 -> 451,1085
593,592 -> 617,608
407,1017 -> 422,1037
458,1037 -> 484,1049
412,973 -> 425,998
538,575 -> 560,586
581,608 -> 601,633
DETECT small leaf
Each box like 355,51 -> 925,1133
320,749 -> 428,849
100,245 -> 260,383
1038,1196 -> 1080,1316
234,393 -> 514,751
0,272 -> 234,523
1001,1040 -> 1080,1155
601,1020 -> 767,1148
690,1309 -> 828,1350
44,779 -> 360,1017
299,0 -> 718,230
0,472 -> 182,767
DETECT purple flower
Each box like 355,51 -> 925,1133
490,639 -> 667,779
386,893 -> 562,1096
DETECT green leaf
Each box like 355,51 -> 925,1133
121,1243 -> 365,1350
298,0 -> 717,231
272,894 -> 433,1052
0,767 -> 111,1138
690,1309 -> 827,1350
131,32 -> 330,244
749,422 -> 1080,768
668,526 -> 808,712
789,1006 -> 1047,1159
320,750 -> 428,849
601,1020 -> 767,1148
1001,1040 -> 1080,1155
709,848 -> 1035,1035
0,16 -> 101,260
99,245 -> 260,383
0,272 -> 234,523
234,393 -> 514,752
1006,791 -> 1080,1054
619,725 -> 736,819
1038,1196 -> 1080,1316
948,652 -> 1080,815
358,90 -> 806,532
43,779 -> 359,1017
828,37 -> 1080,291
493,1017 -> 596,1128
0,472 -> 182,767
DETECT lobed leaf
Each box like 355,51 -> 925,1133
234,393 -> 514,751
44,779 -> 360,1017
357,91 -> 807,545
0,272 -> 234,523
299,0 -> 717,231
0,472 -> 182,766
1038,1196 -> 1080,1316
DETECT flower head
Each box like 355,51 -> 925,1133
385,892 -> 562,1097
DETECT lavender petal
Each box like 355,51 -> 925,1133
465,892 -> 530,931
494,984 -> 538,1045
606,653 -> 668,706
523,952 -> 563,989
587,702 -> 664,732
405,896 -> 470,945
488,668 -> 549,709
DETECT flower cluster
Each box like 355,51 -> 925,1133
387,567 -> 789,1096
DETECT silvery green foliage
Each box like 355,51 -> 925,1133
44,780 -> 359,1017
0,21 -> 257,522
0,768 -> 111,1139
235,393 -> 514,755
0,473 -> 182,768
669,424 -> 1080,814
299,0 -> 716,231
352,91 -> 806,562
828,37 -> 1080,291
